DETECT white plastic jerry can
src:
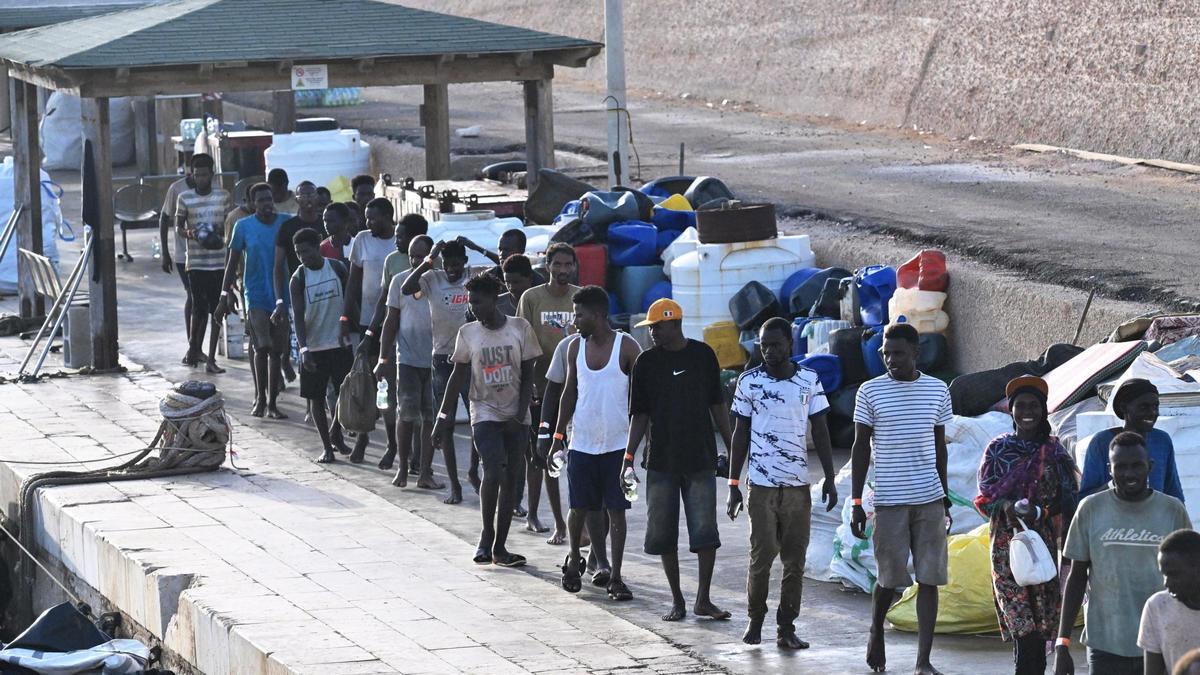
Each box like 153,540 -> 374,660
223,312 -> 246,359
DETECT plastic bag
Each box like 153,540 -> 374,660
886,524 -> 999,634
1010,518 -> 1057,586
40,93 -> 136,170
336,351 -> 377,434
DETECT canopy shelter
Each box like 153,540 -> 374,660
0,0 -> 602,369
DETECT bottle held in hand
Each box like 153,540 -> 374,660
375,378 -> 389,410
622,466 -> 639,502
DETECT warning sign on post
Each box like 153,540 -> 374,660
291,64 -> 328,90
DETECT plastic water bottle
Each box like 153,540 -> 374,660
548,449 -> 566,478
622,467 -> 639,503
151,239 -> 161,260
376,378 -> 389,410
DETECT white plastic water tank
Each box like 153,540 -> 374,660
427,211 -> 524,268
265,118 -> 370,202
670,235 -> 816,340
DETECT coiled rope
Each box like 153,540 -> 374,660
10,383 -> 234,619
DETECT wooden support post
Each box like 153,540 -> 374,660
81,97 -> 119,370
272,90 -> 295,134
0,65 -> 10,136
421,83 -> 450,180
523,78 -> 555,192
11,79 -> 44,318
132,97 -> 155,175
154,96 -> 183,175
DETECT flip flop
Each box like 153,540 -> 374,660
473,548 -> 492,565
606,579 -> 633,601
591,568 -> 611,588
493,552 -> 527,568
560,555 -> 583,592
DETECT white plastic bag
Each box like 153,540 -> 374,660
39,92 -> 135,170
0,157 -> 63,293
1009,517 -> 1057,586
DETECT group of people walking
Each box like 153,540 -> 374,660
159,156 -> 1199,674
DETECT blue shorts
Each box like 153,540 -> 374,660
472,421 -> 526,476
644,469 -> 720,555
567,449 -> 630,511
432,354 -> 470,422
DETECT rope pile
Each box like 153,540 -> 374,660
13,382 -> 232,618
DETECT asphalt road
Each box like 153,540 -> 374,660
261,80 -> 1200,311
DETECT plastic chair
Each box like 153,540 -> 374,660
113,184 -> 159,262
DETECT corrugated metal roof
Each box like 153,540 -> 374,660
0,1 -> 155,30
0,0 -> 601,68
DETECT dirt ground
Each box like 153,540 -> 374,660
244,79 -> 1200,313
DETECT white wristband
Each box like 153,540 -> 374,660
299,347 -> 309,355
220,290 -> 229,297
437,412 -> 449,420
275,299 -> 284,306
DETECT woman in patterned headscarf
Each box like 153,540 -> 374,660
976,376 -> 1079,675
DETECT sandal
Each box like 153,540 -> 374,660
560,555 -> 584,592
473,548 -> 492,565
607,579 -> 633,601
493,552 -> 527,568
591,568 -> 611,588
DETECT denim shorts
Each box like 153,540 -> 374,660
472,421 -> 526,476
644,469 -> 720,555
432,354 -> 470,421
396,364 -> 433,422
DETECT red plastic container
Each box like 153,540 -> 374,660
574,243 -> 608,288
896,249 -> 948,292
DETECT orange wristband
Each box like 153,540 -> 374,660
624,452 -> 634,462
552,432 -> 565,441
728,478 -> 739,486
1055,638 -> 1070,648
852,498 -> 863,507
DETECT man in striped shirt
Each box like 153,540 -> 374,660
850,322 -> 953,675
175,153 -> 232,374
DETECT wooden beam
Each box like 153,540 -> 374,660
10,79 -> 43,318
421,83 -> 450,180
64,55 -> 555,97
81,97 -> 119,370
153,96 -> 183,175
272,90 -> 295,134
523,78 -> 555,192
132,96 -> 155,175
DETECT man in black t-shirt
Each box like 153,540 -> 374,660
625,299 -> 734,623
272,180 -> 321,384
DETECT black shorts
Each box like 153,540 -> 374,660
300,347 -> 353,400
567,449 -> 630,511
187,269 -> 224,315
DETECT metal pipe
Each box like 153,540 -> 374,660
30,236 -> 93,378
18,235 -> 91,377
604,0 -> 630,188
0,203 -> 23,267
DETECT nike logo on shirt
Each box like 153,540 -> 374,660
673,370 -> 686,376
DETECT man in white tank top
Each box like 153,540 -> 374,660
551,286 -> 642,601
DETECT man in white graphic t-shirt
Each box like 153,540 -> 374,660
850,322 -> 953,675
727,318 -> 838,650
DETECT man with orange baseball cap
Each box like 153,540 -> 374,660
625,299 -> 734,622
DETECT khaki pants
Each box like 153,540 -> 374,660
746,485 -> 811,630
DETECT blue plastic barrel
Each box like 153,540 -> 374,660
793,353 -> 843,394
778,267 -> 821,307
862,329 -> 885,377
607,222 -> 659,267
791,317 -> 812,357
855,265 -> 897,326
641,280 -> 672,313
609,292 -> 624,316
617,265 -> 666,318
656,228 -> 684,255
652,207 -> 696,233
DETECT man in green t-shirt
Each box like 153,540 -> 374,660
1055,432 -> 1192,675
516,242 -> 578,544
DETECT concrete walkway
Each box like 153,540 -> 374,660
0,332 -> 720,674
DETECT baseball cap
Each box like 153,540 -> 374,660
635,298 -> 684,327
